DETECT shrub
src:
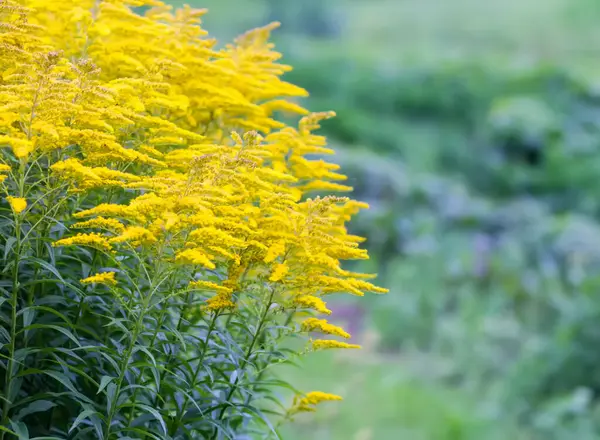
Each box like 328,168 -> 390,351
285,55 -> 600,212
0,1 -> 386,438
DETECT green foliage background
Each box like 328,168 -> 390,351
174,0 -> 600,438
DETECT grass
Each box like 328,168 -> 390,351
276,350 -> 529,440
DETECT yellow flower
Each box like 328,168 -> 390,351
53,233 -> 112,252
175,249 -> 216,269
302,318 -> 350,339
6,196 -> 27,214
72,217 -> 125,233
203,293 -> 236,312
293,295 -> 331,315
162,212 -> 180,231
0,136 -> 34,159
109,226 -> 157,246
81,272 -> 117,286
269,263 -> 288,282
312,339 -> 361,351
290,391 -> 343,414
263,239 -> 285,263
300,391 -> 342,406
188,280 -> 233,294
73,204 -> 129,220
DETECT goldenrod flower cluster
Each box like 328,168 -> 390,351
302,317 -> 351,339
0,0 -> 386,436
5,196 -> 26,214
312,339 -> 362,350
287,391 -> 343,415
80,271 -> 117,286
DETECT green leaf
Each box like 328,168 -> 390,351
22,308 -> 34,342
0,326 -> 10,344
43,371 -> 93,405
136,404 -> 166,434
91,417 -> 104,440
35,295 -> 67,307
132,345 -> 156,366
79,405 -> 104,439
97,376 -> 114,395
97,351 -> 120,372
30,437 -> 67,440
22,308 -> 34,328
19,306 -> 72,327
128,413 -> 155,428
118,428 -> 162,440
14,400 -> 57,422
19,324 -> 80,346
106,383 -> 117,415
9,420 -> 29,440
28,257 -> 64,282
3,236 -> 16,261
69,410 -> 96,434
9,377 -> 22,402
13,348 -> 35,365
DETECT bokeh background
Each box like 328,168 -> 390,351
171,0 -> 600,438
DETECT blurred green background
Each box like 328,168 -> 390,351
172,0 -> 600,438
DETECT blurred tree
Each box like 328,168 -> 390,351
265,0 -> 341,37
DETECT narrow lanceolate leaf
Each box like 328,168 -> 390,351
106,383 -> 117,415
9,420 -> 29,440
135,404 -> 167,434
27,258 -> 65,283
22,308 -> 34,329
43,371 -> 93,405
0,326 -> 10,344
19,324 -> 80,346
97,376 -> 115,395
3,237 -> 16,261
14,400 -> 57,422
29,437 -> 67,440
69,410 -> 96,434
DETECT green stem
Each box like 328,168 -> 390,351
0,216 -> 22,437
136,293 -> 191,440
151,292 -> 192,411
210,288 -> 276,440
74,251 -> 99,329
244,310 -> 295,407
103,302 -> 146,440
28,170 -> 57,306
169,312 -> 220,436
238,310 -> 296,435
126,299 -> 170,426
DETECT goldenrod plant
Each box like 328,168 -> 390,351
0,0 -> 386,438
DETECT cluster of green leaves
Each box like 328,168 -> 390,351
285,56 -> 600,205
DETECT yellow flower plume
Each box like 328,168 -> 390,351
81,272 -> 117,286
6,196 -> 27,214
312,340 -> 361,351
